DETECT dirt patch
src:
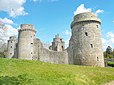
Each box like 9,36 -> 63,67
103,81 -> 114,85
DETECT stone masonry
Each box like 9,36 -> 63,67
5,12 -> 104,67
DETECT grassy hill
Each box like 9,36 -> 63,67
0,58 -> 114,85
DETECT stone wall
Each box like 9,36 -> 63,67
39,48 -> 68,64
70,12 -> 104,67
6,36 -> 17,58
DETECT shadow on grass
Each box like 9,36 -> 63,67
0,74 -> 33,85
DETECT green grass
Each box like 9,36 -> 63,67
0,58 -> 114,85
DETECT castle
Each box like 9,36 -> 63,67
5,12 -> 105,67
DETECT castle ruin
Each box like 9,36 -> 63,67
5,12 -> 104,67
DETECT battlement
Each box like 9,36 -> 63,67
71,12 -> 101,28
21,24 -> 34,29
74,12 -> 101,22
19,24 -> 36,32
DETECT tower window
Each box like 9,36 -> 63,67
31,52 -> 32,54
96,25 -> 99,28
31,36 -> 32,38
10,53 -> 12,55
11,46 -> 12,48
85,32 -> 88,36
97,57 -> 99,61
90,44 -> 93,48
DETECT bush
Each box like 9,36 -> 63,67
0,52 -> 5,58
107,62 -> 114,67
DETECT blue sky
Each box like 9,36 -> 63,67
0,0 -> 114,50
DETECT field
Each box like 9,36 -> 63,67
0,58 -> 114,85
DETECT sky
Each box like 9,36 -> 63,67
0,0 -> 114,50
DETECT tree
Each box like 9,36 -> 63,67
106,46 -> 112,54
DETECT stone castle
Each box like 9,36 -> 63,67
5,12 -> 104,67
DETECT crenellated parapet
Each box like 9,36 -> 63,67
18,24 -> 36,32
71,12 -> 101,28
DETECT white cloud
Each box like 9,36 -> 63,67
64,30 -> 71,36
102,32 -> 114,50
95,9 -> 104,15
63,30 -> 71,48
0,24 -> 18,43
113,20 -> 114,23
74,4 -> 92,15
0,18 -> 14,25
74,4 -> 104,16
0,0 -> 28,17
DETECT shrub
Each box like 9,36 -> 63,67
107,62 -> 114,67
0,52 -> 5,58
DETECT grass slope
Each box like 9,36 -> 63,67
0,58 -> 114,85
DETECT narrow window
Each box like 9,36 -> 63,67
96,25 -> 99,28
11,46 -> 12,48
11,41 -> 12,43
10,53 -> 12,55
90,44 -> 93,48
31,52 -> 32,54
97,57 -> 99,61
31,36 -> 32,38
31,43 -> 33,45
85,32 -> 88,36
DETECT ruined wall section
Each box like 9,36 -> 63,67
6,36 -> 17,58
33,38 -> 43,60
39,48 -> 68,64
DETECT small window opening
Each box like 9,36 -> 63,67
31,36 -> 32,38
31,52 -> 32,54
97,57 -> 99,61
96,25 -> 99,28
10,53 -> 12,55
90,44 -> 93,48
31,43 -> 33,45
11,46 -> 12,48
11,41 -> 12,43
62,46 -> 64,49
85,32 -> 88,36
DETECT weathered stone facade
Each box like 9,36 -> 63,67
5,12 -> 104,67
6,36 -> 17,58
68,12 -> 104,67
49,34 -> 65,51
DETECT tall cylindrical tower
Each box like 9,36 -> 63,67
6,36 -> 17,58
70,12 -> 104,67
17,24 -> 36,60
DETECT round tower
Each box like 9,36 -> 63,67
17,24 -> 36,60
6,36 -> 17,58
70,12 -> 104,67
